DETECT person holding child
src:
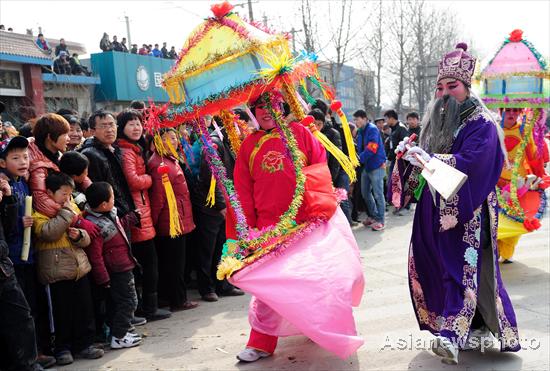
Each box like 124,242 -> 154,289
32,172 -> 103,365
116,109 -> 171,321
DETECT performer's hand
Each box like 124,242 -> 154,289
404,147 -> 430,167
395,137 -> 410,154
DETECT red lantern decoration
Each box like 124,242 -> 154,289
330,100 -> 343,111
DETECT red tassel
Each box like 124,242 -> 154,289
211,1 -> 234,19
523,217 -> 541,232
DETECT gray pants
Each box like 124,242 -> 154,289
108,271 -> 138,339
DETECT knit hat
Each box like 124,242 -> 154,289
437,43 -> 476,86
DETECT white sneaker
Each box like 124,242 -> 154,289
236,348 -> 271,362
431,336 -> 458,365
463,327 -> 494,352
111,332 -> 142,349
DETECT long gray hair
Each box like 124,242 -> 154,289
419,89 -> 507,161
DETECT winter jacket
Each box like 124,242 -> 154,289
148,152 -> 195,236
356,123 -> 387,172
387,122 -> 409,162
408,126 -> 421,138
320,121 -> 342,184
79,138 -> 136,219
32,202 -> 93,284
0,195 -> 17,279
3,172 -> 33,265
117,139 -> 155,243
28,140 -> 62,218
84,208 -> 137,286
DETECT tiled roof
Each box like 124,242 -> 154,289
0,30 -> 87,62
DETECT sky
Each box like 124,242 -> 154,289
1,0 -> 548,103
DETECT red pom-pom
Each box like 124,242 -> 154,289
157,164 -> 170,175
330,100 -> 342,111
509,29 -> 523,42
211,1 -> 234,19
455,42 -> 468,51
523,217 -> 541,232
301,115 -> 315,126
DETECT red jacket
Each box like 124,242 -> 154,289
148,152 -> 195,236
233,122 -> 326,230
117,139 -> 155,243
28,140 -> 62,218
83,209 -> 136,286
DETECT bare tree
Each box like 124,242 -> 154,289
361,0 -> 385,116
386,0 -> 413,113
406,0 -> 459,114
300,0 -> 316,54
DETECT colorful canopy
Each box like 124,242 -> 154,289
479,29 -> 549,109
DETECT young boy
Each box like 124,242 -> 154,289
0,173 -> 43,371
84,182 -> 141,349
0,136 -> 56,368
32,172 -> 103,365
59,151 -> 90,211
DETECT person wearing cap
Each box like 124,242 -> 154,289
393,43 -> 520,364
0,150 -> 45,370
0,136 -> 57,368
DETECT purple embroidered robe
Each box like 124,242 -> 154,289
397,107 -> 520,351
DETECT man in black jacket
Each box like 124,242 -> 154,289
188,124 -> 243,302
384,109 -> 408,172
79,110 -> 136,221
406,111 -> 421,137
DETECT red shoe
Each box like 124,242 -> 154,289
371,222 -> 385,231
363,217 -> 375,226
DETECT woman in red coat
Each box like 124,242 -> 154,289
117,109 -> 171,321
147,128 -> 198,311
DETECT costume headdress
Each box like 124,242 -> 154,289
437,42 -> 476,86
146,0 -> 358,272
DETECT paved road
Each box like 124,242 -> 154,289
67,209 -> 549,370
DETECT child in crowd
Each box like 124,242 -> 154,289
0,167 -> 43,371
148,128 -> 197,312
59,151 -> 90,211
0,136 -> 56,368
32,172 -> 103,365
84,182 -> 142,349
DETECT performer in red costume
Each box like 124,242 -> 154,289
233,92 -> 326,361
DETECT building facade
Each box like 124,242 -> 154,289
0,30 -> 99,125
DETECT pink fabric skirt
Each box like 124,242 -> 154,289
229,209 -> 365,359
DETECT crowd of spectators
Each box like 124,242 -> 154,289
99,33 -> 178,59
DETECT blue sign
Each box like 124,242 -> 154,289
91,51 -> 175,102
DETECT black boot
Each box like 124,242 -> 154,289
143,293 -> 171,321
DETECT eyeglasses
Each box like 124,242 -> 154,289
95,123 -> 116,130
504,108 -> 521,113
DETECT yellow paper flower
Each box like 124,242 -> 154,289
216,256 -> 244,280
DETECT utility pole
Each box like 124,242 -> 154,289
125,15 -> 132,47
288,27 -> 302,55
248,0 -> 254,21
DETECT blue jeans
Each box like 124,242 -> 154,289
335,171 -> 352,224
361,166 -> 386,224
